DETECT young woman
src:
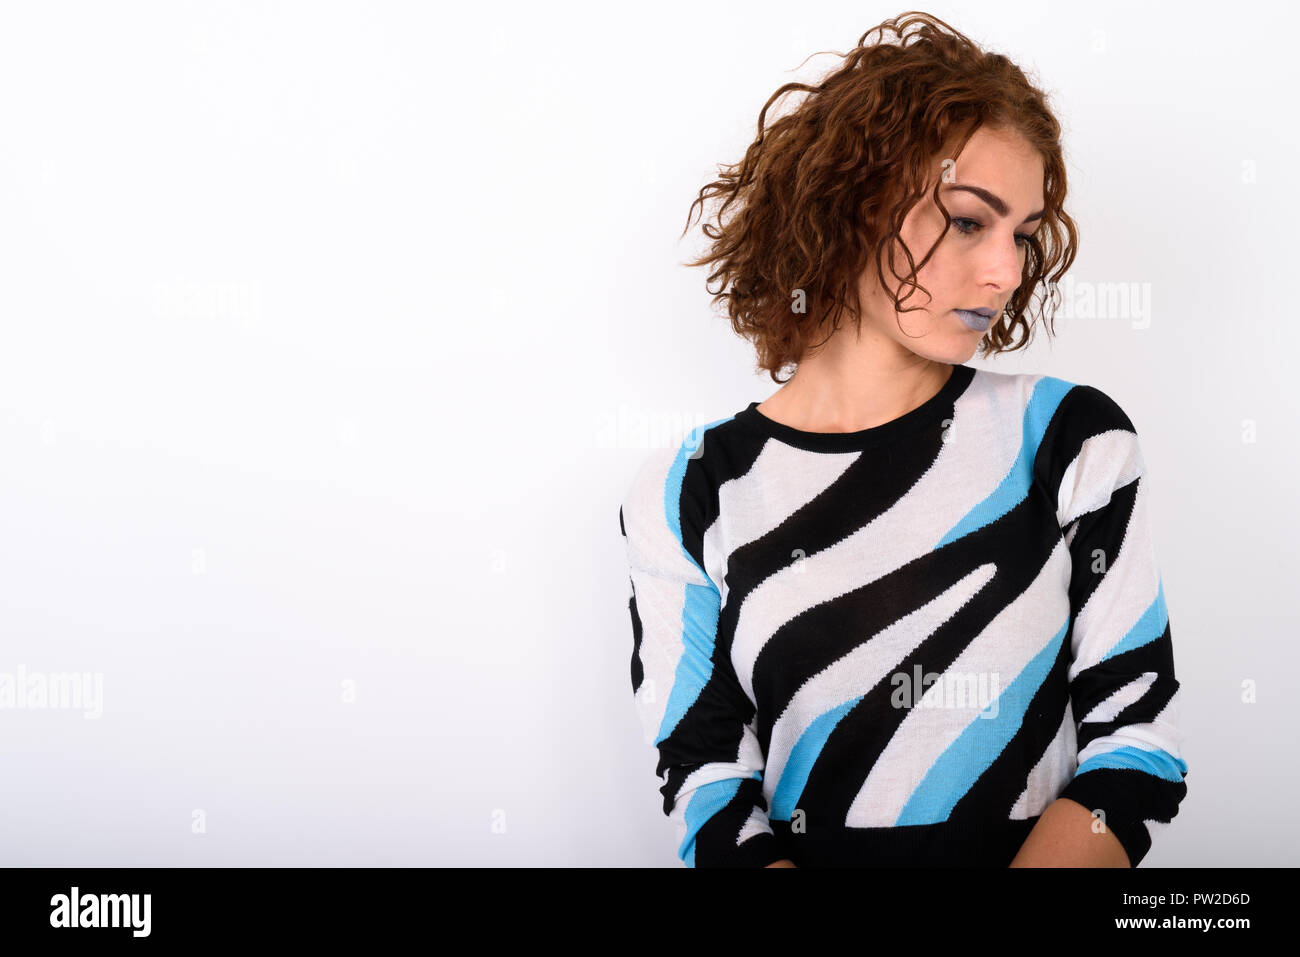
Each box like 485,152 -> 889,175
618,11 -> 1188,868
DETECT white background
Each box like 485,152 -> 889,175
0,0 -> 1294,866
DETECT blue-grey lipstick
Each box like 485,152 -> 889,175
955,309 -> 992,332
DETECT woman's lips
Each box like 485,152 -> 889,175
955,309 -> 991,332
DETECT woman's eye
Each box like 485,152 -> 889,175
952,218 -> 1035,248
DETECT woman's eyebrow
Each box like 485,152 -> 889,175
942,184 -> 1044,224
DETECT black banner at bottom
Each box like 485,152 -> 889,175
0,865 -> 1280,942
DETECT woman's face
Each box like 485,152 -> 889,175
856,124 -> 1046,363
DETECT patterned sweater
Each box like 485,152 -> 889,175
617,363 -> 1189,867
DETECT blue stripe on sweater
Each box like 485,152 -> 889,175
897,618 -> 1071,825
655,415 -> 734,746
937,376 -> 1074,547
1076,744 -> 1188,782
1100,579 -> 1169,662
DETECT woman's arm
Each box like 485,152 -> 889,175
1033,385 -> 1189,867
1008,797 -> 1130,867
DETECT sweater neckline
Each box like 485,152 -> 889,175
736,363 -> 977,452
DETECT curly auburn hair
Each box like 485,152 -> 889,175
681,10 -> 1079,384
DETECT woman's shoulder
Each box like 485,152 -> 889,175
971,365 -> 1137,434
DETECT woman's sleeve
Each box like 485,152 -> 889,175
1045,385 -> 1190,867
619,446 -> 785,868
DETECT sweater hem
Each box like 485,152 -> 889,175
770,815 -> 1040,867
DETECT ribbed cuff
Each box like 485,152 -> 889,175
1057,772 -> 1154,867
